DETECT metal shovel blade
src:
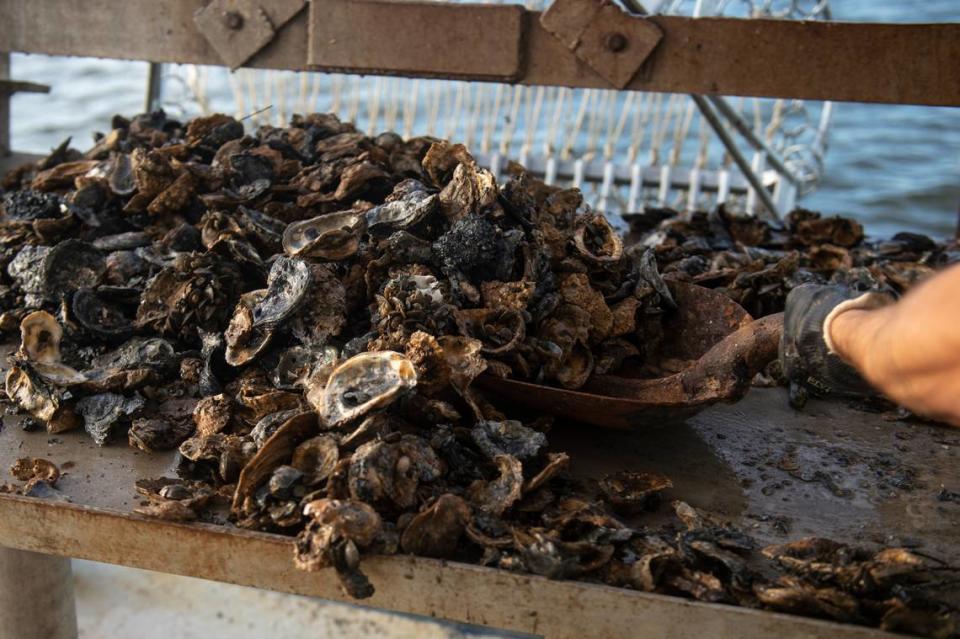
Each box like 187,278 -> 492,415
477,283 -> 784,430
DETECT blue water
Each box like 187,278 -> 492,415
8,0 -> 959,238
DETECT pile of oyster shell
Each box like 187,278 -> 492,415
0,111 -> 956,635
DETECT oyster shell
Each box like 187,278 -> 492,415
75,392 -> 146,446
41,239 -> 106,300
365,179 -> 437,236
573,213 -> 623,263
295,498 -> 383,598
599,471 -> 673,514
16,311 -> 86,386
314,351 -> 417,429
400,494 -> 471,558
291,435 -> 340,487
224,290 -> 274,367
282,210 -> 366,260
71,288 -> 135,342
252,257 -> 311,328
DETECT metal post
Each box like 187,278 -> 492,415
145,62 -> 163,113
690,94 -> 781,219
0,52 -> 10,157
706,95 -> 800,187
0,546 -> 78,639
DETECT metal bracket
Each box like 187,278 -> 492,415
540,0 -> 662,89
194,0 -> 305,70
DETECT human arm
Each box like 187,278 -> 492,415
827,264 -> 960,427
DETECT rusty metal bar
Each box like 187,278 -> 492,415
0,494 -> 893,639
145,62 -> 164,112
0,0 -> 958,106
0,546 -> 78,639
0,52 -> 9,156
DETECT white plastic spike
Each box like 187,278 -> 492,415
658,165 -> 671,206
544,156 -> 558,186
572,158 -> 585,189
627,163 -> 642,212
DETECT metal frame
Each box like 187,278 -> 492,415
0,0 -> 957,106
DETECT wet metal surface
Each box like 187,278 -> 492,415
3,384 -> 958,563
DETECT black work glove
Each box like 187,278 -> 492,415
779,283 -> 894,409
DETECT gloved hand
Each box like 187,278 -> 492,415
779,283 -> 894,408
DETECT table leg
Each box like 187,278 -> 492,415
0,546 -> 78,639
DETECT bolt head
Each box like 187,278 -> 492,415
224,10 -> 244,30
605,32 -> 628,53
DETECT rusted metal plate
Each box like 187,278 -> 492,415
0,495 -> 899,639
194,0 -> 306,69
307,0 -> 524,81
0,0 -> 958,105
540,0 -> 662,89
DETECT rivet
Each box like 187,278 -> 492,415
605,32 -> 628,53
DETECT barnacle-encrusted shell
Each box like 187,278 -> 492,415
282,210 -> 366,260
314,351 -> 417,429
453,308 -> 527,356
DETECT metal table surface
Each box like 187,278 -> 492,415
2,358 -> 958,638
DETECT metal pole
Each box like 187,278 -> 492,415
0,52 -> 10,157
690,94 -> 780,219
0,546 -> 78,639
145,62 -> 163,113
707,95 -> 800,186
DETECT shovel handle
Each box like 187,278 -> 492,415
678,312 -> 784,402
591,313 -> 784,405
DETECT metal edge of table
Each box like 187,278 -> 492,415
0,492 -> 898,639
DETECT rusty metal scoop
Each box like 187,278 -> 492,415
477,282 -> 784,429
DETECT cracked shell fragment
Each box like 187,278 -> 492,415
314,351 -> 417,429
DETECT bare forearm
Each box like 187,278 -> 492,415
828,264 -> 960,426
